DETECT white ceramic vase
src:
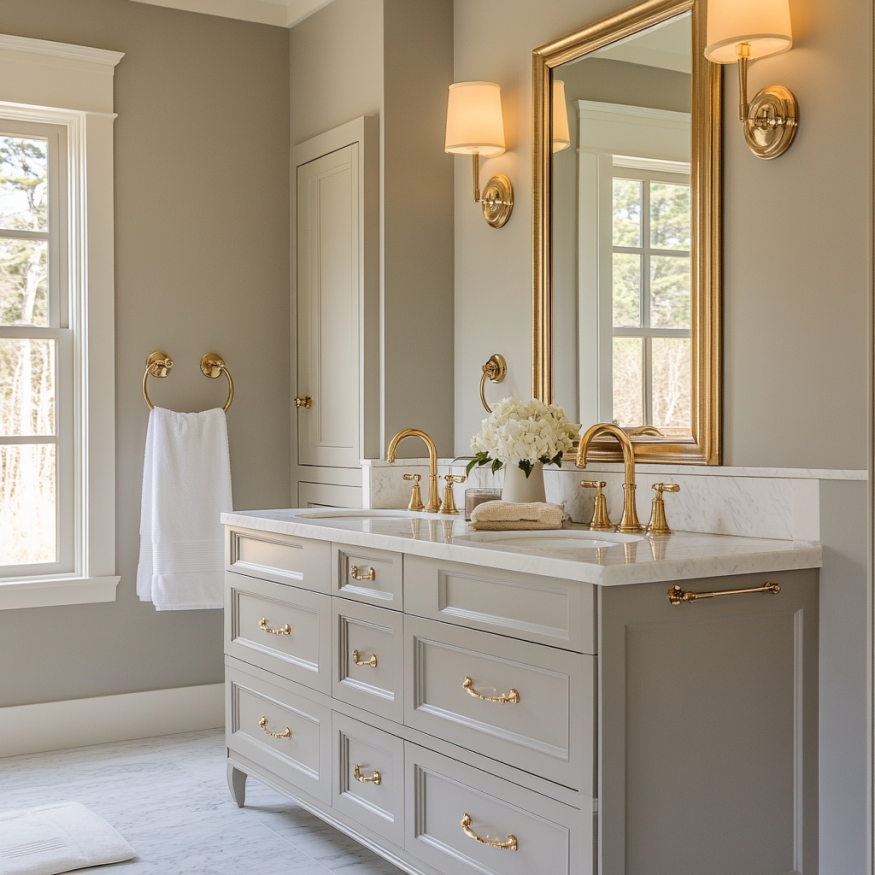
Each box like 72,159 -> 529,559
501,462 -> 546,504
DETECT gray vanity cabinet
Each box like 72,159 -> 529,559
224,524 -> 819,875
599,569 -> 819,875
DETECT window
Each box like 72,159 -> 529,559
0,121 -> 73,574
0,35 -> 123,609
608,157 -> 691,433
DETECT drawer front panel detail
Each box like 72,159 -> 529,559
405,743 -> 585,875
227,666 -> 331,803
225,572 -> 331,693
404,554 -> 595,653
332,544 -> 403,608
227,527 -> 331,592
332,713 -> 405,846
333,599 -> 404,722
404,616 -> 590,790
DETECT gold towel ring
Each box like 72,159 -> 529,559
142,351 -> 234,411
480,353 -> 507,413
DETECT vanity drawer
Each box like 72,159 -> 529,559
404,554 -> 595,653
225,572 -> 331,693
226,662 -> 331,804
404,616 -> 592,791
227,526 -> 330,592
332,713 -> 405,847
332,544 -> 403,609
333,599 -> 404,722
405,742 -> 587,875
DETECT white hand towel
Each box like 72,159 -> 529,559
0,802 -> 134,875
137,407 -> 232,610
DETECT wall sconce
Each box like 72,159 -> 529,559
445,81 -> 513,228
704,0 -> 797,159
552,79 -> 571,153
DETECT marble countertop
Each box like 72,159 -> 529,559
222,508 -> 822,587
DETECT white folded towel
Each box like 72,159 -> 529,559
0,802 -> 134,875
137,407 -> 232,610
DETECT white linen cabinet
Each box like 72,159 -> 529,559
292,116 -> 380,510
224,523 -> 819,875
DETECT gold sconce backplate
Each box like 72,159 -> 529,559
744,85 -> 798,160
481,175 -> 514,228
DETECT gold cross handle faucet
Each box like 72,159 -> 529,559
648,483 -> 681,535
387,429 -> 441,513
440,475 -> 466,515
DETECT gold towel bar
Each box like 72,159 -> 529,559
668,582 -> 781,605
142,350 -> 234,411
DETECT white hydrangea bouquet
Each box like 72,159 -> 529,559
467,397 -> 579,478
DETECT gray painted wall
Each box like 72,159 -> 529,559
289,0 -> 454,463
0,0 -> 290,707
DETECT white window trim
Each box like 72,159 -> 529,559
0,35 -> 123,610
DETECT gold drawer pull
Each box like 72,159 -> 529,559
463,676 -> 520,704
668,581 -> 781,605
352,650 -> 378,668
460,814 -> 518,851
294,396 -> 312,408
350,565 -> 376,581
258,717 -> 291,739
259,618 -> 291,635
354,765 -> 382,785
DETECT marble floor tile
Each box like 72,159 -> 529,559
0,729 -> 404,875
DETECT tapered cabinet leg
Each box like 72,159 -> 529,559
227,764 -> 247,808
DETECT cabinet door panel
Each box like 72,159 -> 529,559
297,144 -> 360,468
600,569 -> 818,875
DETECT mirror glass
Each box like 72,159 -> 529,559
533,0 -> 720,464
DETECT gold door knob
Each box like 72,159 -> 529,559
460,814 -> 518,851
352,650 -> 378,667
351,565 -> 376,582
354,765 -> 382,785
294,396 -> 313,408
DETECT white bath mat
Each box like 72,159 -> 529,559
0,803 -> 134,875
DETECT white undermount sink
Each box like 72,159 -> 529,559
294,509 -> 421,520
455,529 -> 644,550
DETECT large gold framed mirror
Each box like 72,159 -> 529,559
533,0 -> 721,464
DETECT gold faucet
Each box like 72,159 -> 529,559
576,423 -> 644,534
387,429 -> 441,513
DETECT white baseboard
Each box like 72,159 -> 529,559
0,683 -> 224,758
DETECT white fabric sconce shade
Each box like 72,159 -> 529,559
552,79 -> 571,153
445,80 -> 514,228
445,81 -> 506,156
703,0 -> 797,159
704,0 -> 792,64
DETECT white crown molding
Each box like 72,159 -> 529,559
129,0 -> 335,28
0,34 -> 124,67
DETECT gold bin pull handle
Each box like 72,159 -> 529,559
460,814 -> 518,852
351,565 -> 376,582
463,676 -> 520,704
354,765 -> 382,785
259,618 -> 291,635
258,717 -> 291,739
668,581 -> 781,605
352,650 -> 378,668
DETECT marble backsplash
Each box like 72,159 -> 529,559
362,458 -> 866,541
